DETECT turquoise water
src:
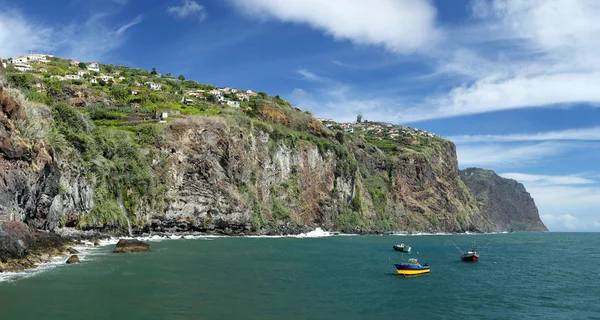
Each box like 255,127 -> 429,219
1,232 -> 599,319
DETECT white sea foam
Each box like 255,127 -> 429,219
292,228 -> 332,238
0,256 -> 64,283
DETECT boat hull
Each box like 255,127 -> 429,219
396,268 -> 430,275
461,254 -> 479,261
394,264 -> 430,275
393,245 -> 411,252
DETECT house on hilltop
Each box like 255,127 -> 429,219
13,56 -> 28,64
87,62 -> 100,72
145,82 -> 161,90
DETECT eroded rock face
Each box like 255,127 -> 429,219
113,239 -> 150,253
459,168 -> 548,232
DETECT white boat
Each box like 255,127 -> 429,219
393,243 -> 411,252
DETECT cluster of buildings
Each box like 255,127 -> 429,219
5,53 -> 54,72
6,53 -> 268,113
317,118 -> 438,142
184,87 -> 258,108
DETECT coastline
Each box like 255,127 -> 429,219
0,226 -> 516,282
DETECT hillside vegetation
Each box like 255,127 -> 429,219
0,55 -> 543,234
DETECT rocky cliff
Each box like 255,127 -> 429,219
0,78 -> 546,235
459,168 -> 547,232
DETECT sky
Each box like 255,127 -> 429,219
1,0 -> 599,231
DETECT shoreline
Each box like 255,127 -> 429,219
0,227 -> 517,282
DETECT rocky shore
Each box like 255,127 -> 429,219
0,220 -> 499,275
0,222 -> 111,273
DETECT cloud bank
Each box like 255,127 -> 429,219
230,0 -> 439,53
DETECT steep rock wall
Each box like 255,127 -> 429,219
459,168 -> 548,232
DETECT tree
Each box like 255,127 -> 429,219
206,94 -> 217,103
105,65 -> 113,73
258,92 -> 268,99
111,86 -> 129,101
78,62 -> 87,69
357,114 -> 362,123
178,74 -> 185,81
151,67 -> 157,75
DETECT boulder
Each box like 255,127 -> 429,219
93,239 -> 100,246
0,228 -> 28,262
66,255 -> 80,264
67,247 -> 79,254
113,239 -> 151,253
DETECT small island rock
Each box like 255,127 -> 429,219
66,255 -> 80,264
67,247 -> 79,254
113,239 -> 151,253
93,240 -> 101,246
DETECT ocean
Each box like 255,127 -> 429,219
1,231 -> 599,320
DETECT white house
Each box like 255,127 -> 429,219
235,92 -> 249,101
27,54 -> 47,61
65,74 -> 80,80
13,63 -> 32,72
89,78 -> 98,84
145,82 -> 161,90
87,62 -> 100,72
77,70 -> 90,77
13,56 -> 28,64
156,111 -> 168,123
226,100 -> 240,108
53,75 -> 66,81
100,75 -> 114,82
183,98 -> 193,105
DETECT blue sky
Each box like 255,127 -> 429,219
1,0 -> 599,231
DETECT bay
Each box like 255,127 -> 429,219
1,232 -> 599,320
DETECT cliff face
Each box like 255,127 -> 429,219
141,117 -> 492,234
0,82 -> 543,235
459,168 -> 548,232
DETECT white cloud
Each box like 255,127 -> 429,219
455,142 -> 578,167
0,11 -> 54,58
168,0 -> 207,21
116,15 -> 142,35
448,126 -> 600,144
297,69 -> 328,83
229,0 -> 439,53
394,0 -> 600,122
499,173 -> 595,185
59,14 -> 143,61
540,214 -> 579,231
0,8 -> 142,62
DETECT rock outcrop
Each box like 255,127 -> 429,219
66,254 -> 80,264
113,239 -> 150,253
459,168 -> 548,232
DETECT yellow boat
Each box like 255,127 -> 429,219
394,258 -> 430,275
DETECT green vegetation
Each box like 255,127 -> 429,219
1,54 -> 459,234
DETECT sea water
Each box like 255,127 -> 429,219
0,231 -> 599,319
